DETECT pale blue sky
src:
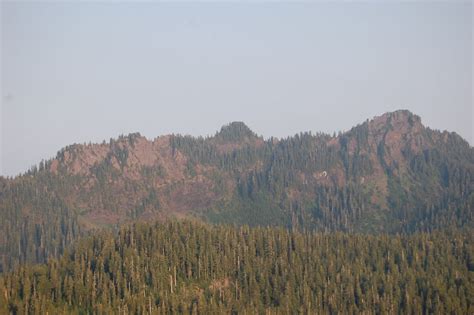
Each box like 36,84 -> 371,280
1,2 -> 472,177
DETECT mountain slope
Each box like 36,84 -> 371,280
0,110 -> 473,271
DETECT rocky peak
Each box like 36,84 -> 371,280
357,110 -> 424,152
369,110 -> 422,135
50,132 -> 176,177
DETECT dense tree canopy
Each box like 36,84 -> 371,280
1,221 -> 473,314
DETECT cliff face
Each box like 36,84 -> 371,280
49,134 -> 219,225
0,110 -> 473,270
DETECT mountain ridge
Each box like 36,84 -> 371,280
45,110 -> 474,175
0,110 -> 472,271
4,109 -> 469,180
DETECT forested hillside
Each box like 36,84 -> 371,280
0,110 -> 473,271
1,221 -> 473,314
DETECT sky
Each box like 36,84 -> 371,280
1,1 -> 472,177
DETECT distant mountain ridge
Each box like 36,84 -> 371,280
0,110 -> 472,271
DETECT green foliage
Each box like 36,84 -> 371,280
215,121 -> 257,142
207,192 -> 289,227
0,174 -> 82,273
1,221 -> 473,314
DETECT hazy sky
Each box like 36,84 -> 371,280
1,2 -> 472,177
